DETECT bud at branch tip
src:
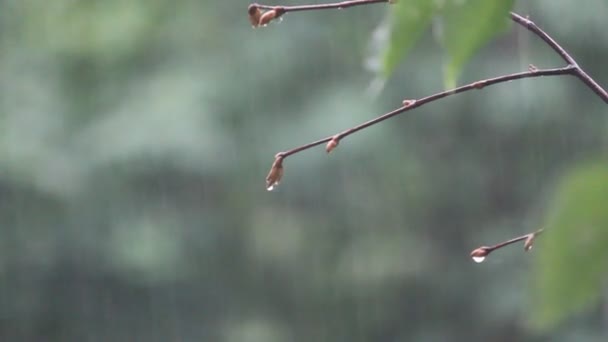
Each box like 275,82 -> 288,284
524,233 -> 536,251
470,247 -> 491,263
248,4 -> 262,28
249,6 -> 286,28
266,156 -> 284,191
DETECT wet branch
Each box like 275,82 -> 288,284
253,0 -> 389,12
247,0 -> 391,27
248,2 -> 607,104
277,65 -> 575,160
253,1 -> 608,256
470,228 -> 544,263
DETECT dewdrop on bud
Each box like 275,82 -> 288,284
524,234 -> 536,251
258,9 -> 277,27
258,7 -> 285,27
470,247 -> 490,263
248,4 -> 262,28
265,157 -> 284,191
326,137 -> 339,153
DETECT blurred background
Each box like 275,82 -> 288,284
0,0 -> 606,341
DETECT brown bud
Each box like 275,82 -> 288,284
326,137 -> 339,153
470,247 -> 491,263
248,4 -> 262,28
265,157 -> 284,191
274,7 -> 286,17
472,81 -> 486,89
402,99 -> 416,107
388,0 -> 398,4
258,9 -> 277,27
524,234 -> 536,251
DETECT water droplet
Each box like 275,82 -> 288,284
277,16 -> 284,23
472,256 -> 486,263
267,182 -> 280,191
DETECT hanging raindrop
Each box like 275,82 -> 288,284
470,247 -> 489,263
472,256 -> 486,263
265,157 -> 283,192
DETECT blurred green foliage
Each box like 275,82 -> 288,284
442,0 -> 515,87
377,0 -> 434,77
532,163 -> 608,330
376,0 -> 515,87
0,0 -> 606,341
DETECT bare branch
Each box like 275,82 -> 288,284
247,2 -> 607,100
248,0 -> 391,27
251,2 -> 608,180
470,229 -> 544,263
252,1 -> 607,256
275,65 -> 576,160
253,0 -> 390,13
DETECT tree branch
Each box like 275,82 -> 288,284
254,2 -> 608,182
248,0 -> 391,27
248,3 -> 607,103
254,2 -> 607,256
276,65 -> 576,161
253,0 -> 389,12
509,12 -> 608,103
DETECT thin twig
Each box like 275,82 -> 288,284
276,65 -> 576,159
258,8 -> 608,160
470,228 -> 544,262
253,0 -> 389,13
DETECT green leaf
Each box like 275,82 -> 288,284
380,0 -> 435,77
442,0 -> 514,88
530,163 -> 608,330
